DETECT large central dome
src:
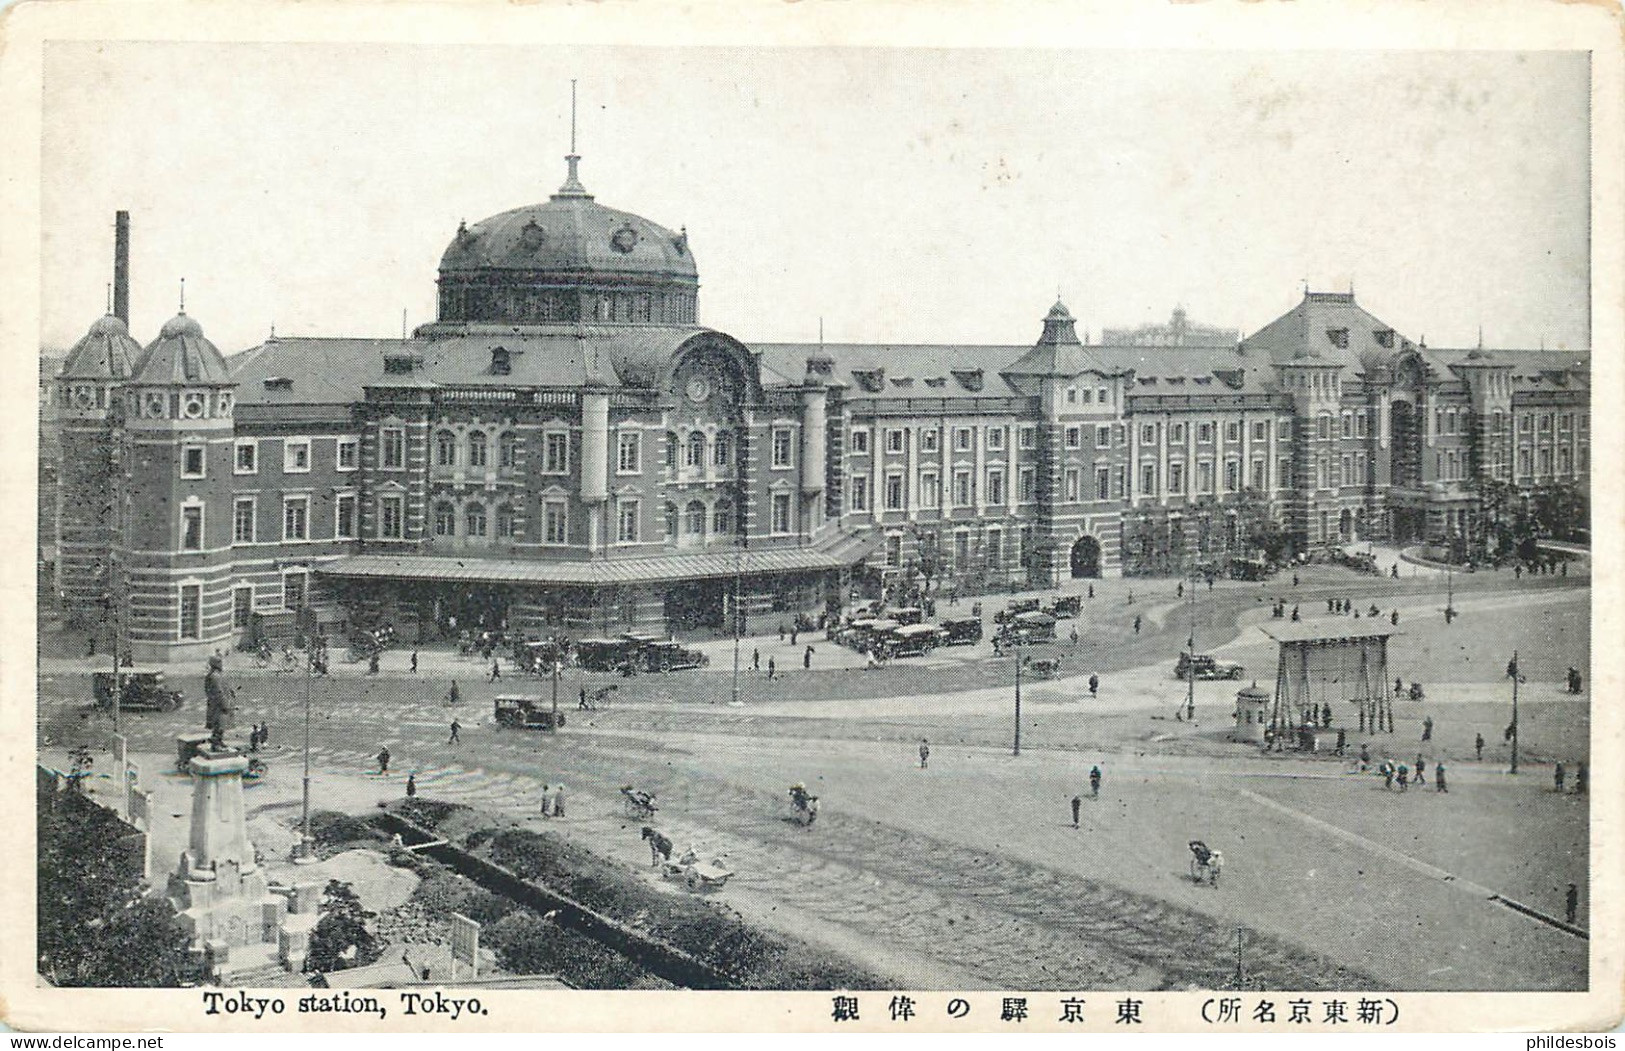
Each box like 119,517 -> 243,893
434,155 -> 699,328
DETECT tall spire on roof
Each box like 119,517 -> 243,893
555,78 -> 592,200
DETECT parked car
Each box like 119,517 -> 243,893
493,695 -> 565,730
1000,610 -> 1057,644
940,617 -> 984,646
1044,595 -> 1082,619
637,639 -> 709,672
575,637 -> 642,672
93,669 -> 184,713
887,623 -> 946,657
1174,653 -> 1246,681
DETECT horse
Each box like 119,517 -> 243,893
641,826 -> 673,867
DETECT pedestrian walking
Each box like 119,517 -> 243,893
752,647 -> 760,671
1088,673 -> 1099,698
489,658 -> 502,683
919,739 -> 930,769
1390,610 -> 1399,626
1574,762 -> 1587,795
1435,763 -> 1447,792
552,784 -> 566,818
1514,564 -> 1523,580
791,627 -> 799,646
1177,581 -> 1184,599
1413,755 -> 1425,785
447,680 -> 461,706
1554,762 -> 1565,793
1127,589 -> 1134,605
578,686 -> 589,711
368,650 -> 380,675
1397,764 -> 1408,792
1069,624 -> 1079,645
410,650 -> 418,674
1089,765 -> 1102,799
1475,733 -> 1484,761
448,719 -> 461,745
1422,716 -> 1433,741
778,623 -> 786,642
804,645 -> 813,670
1359,742 -> 1370,771
1087,584 -> 1094,599
767,657 -> 776,681
1566,883 -> 1579,925
1382,762 -> 1394,790
377,746 -> 391,775
1071,794 -> 1081,828
1133,614 -> 1142,635
540,784 -> 552,817
1292,573 -> 1300,587
1291,604 -> 1300,621
406,773 -> 417,798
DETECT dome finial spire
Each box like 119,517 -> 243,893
556,79 -> 592,199
178,276 -> 186,314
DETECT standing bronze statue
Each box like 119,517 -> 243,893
204,654 -> 236,749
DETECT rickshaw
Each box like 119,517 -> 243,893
788,783 -> 820,826
1189,840 -> 1222,886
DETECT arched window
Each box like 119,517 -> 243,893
685,500 -> 706,535
712,498 -> 733,536
714,431 -> 732,467
498,432 -> 519,468
465,502 -> 487,538
496,503 -> 516,538
665,431 -> 679,468
664,502 -> 679,538
468,431 -> 488,468
435,430 -> 457,467
686,431 -> 706,468
434,501 -> 456,537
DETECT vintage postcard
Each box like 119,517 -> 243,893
1,0 -> 1620,1035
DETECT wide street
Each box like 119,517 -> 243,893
40,559 -> 1591,990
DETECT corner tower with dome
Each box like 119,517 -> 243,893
53,144 -> 1589,662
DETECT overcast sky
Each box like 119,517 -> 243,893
41,44 -> 1589,355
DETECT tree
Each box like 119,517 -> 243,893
305,879 -> 379,973
37,782 -> 203,986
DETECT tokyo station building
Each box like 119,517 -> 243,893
52,152 -> 1591,661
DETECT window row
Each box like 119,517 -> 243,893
663,498 -> 737,538
664,430 -> 736,470
433,429 -> 545,471
223,436 -> 360,478
224,493 -> 360,546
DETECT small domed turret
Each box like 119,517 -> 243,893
60,313 -> 141,381
131,312 -> 231,385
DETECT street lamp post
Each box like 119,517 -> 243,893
550,657 -> 561,731
296,619 -> 316,863
1012,639 -> 1025,757
1509,650 -> 1521,775
730,544 -> 744,706
1185,570 -> 1197,723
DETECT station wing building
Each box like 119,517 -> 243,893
52,152 -> 1590,661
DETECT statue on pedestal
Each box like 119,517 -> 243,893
204,655 -> 236,750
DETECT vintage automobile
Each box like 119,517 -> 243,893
93,668 -> 184,713
638,639 -> 709,673
1174,653 -> 1246,681
515,638 -> 572,675
493,695 -> 566,730
575,637 -> 642,672
882,606 -> 925,626
939,617 -> 984,646
1044,595 -> 1082,619
999,611 -> 1057,645
887,623 -> 946,657
994,598 -> 1044,625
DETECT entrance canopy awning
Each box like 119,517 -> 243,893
317,532 -> 880,588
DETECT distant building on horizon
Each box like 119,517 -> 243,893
1101,307 -> 1239,348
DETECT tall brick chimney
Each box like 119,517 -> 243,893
113,210 -> 130,325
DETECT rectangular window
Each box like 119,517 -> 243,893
336,437 -> 359,471
1341,454 -> 1352,486
1114,425 -> 1127,446
954,470 -> 972,507
182,444 -> 206,479
283,496 -> 309,541
379,495 -> 404,538
986,470 -> 1005,505
772,428 -> 794,468
1018,426 -> 1036,450
1064,468 -> 1080,502
885,474 -> 905,510
1065,426 -> 1082,449
1278,458 -> 1292,488
954,428 -> 973,452
232,586 -> 253,629
1170,423 -> 1186,444
1198,461 -> 1215,494
1539,414 -> 1552,433
849,474 -> 869,512
987,528 -> 1003,567
283,572 -> 306,611
1253,421 -> 1267,442
1140,424 -> 1156,445
618,431 -> 641,473
381,428 -> 405,469
920,473 -> 940,508
1097,388 -> 1109,405
1066,387 -> 1078,405
1356,414 -> 1368,439
1095,467 -> 1110,501
954,533 -> 969,566
1197,422 -> 1213,444
1140,462 -> 1156,495
850,428 -> 870,454
1518,449 -> 1532,477
1080,388 -> 1093,405
1226,422 -> 1240,444
1251,459 -> 1265,491
1095,425 -> 1111,449
886,428 -> 906,454
331,493 -> 355,539
1112,465 -> 1126,499
986,427 -> 1005,452
233,498 -> 256,543
544,501 -> 568,544
1342,414 -> 1354,439
543,432 -> 569,473
470,431 -> 491,468
284,438 -> 311,473
771,493 -> 792,534
1018,467 -> 1035,502
1168,462 -> 1185,494
234,439 -> 258,475
920,429 -> 939,454
1539,448 -> 1552,476
179,584 -> 201,640
500,433 -> 521,469
181,505 -> 204,550
617,499 -> 640,543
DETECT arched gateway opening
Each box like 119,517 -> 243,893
1070,535 -> 1102,579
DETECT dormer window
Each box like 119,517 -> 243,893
1327,328 -> 1350,349
851,369 -> 885,394
1374,329 -> 1395,349
491,346 -> 512,376
263,376 -> 293,390
950,368 -> 984,392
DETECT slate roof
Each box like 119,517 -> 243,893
1240,291 -> 1410,374
59,315 -> 141,382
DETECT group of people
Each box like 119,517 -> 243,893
1068,766 -> 1104,827
1553,761 -> 1588,795
538,782 -> 567,818
246,722 -> 271,752
1377,754 -> 1447,793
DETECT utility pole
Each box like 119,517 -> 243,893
1185,571 -> 1197,722
297,606 -> 316,862
1013,640 -> 1024,757
730,545 -> 743,705
550,656 -> 561,731
1509,649 -> 1521,775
